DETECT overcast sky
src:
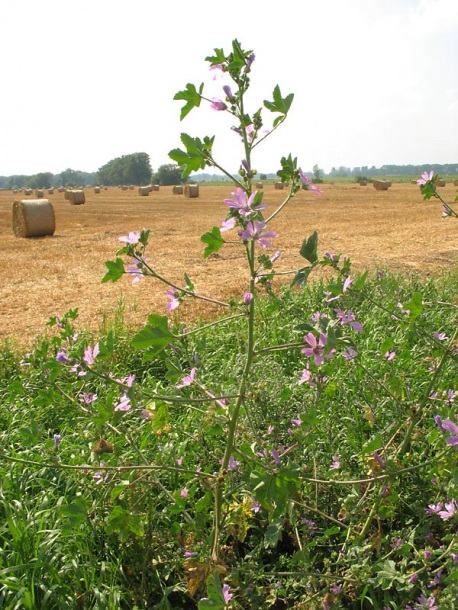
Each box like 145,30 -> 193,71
1,0 -> 457,177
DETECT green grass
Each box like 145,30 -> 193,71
1,270 -> 457,609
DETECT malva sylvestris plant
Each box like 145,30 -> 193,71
9,40 -> 458,609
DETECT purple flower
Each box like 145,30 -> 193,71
227,455 -> 241,471
83,343 -> 99,366
221,217 -> 236,232
423,549 -> 432,559
246,52 -> 255,67
53,434 -> 61,449
373,451 -> 386,469
426,502 -> 443,516
329,456 -> 341,470
342,347 -> 358,361
291,415 -> 302,427
56,350 -> 72,365
447,389 -> 456,403
210,98 -> 227,111
334,308 -> 363,332
427,569 -> 442,588
222,583 -> 232,604
119,231 -> 141,244
209,64 -> 224,79
114,392 -> 131,412
408,573 -> 418,584
342,276 -> 353,292
302,332 -> 333,366
413,594 -> 438,610
243,292 -> 253,305
442,418 -> 458,446
298,168 -> 322,194
433,331 -> 448,341
166,289 -> 181,311
127,257 -> 144,283
329,583 -> 342,595
324,251 -> 338,262
177,367 -> 196,389
384,350 -> 396,361
271,449 -> 281,466
224,188 -> 267,216
80,393 -> 97,404
451,552 -> 458,563
222,85 -> 235,102
180,487 -> 189,498
93,463 -> 108,485
417,171 -> 434,185
270,251 -> 281,264
437,498 -> 456,520
238,220 -> 278,248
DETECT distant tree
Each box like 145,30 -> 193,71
27,172 -> 53,188
259,173 -> 267,180
153,164 -> 186,186
97,153 -> 152,186
312,164 -> 324,183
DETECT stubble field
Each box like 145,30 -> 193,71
1,182 -> 457,348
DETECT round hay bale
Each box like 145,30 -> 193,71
47,188 -> 54,194
151,184 -> 160,191
24,188 -> 33,195
436,179 -> 446,187
453,179 -> 458,187
35,189 -> 44,198
172,185 -> 184,194
121,185 -> 128,190
184,184 -> 199,198
274,182 -> 284,190
255,181 -> 263,189
12,199 -> 55,238
138,186 -> 150,196
94,186 -> 101,194
68,190 -> 85,205
359,181 -> 367,186
373,180 -> 390,191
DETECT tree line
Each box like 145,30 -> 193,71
1,159 -> 457,190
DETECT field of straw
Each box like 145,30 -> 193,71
1,183 -> 457,348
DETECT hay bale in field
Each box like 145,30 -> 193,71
94,186 -> 101,193
24,188 -> 33,195
129,185 -> 135,190
436,179 -> 446,187
12,199 -> 55,238
64,189 -> 70,200
121,185 -> 128,190
373,180 -> 390,191
172,185 -> 184,194
359,181 -> 367,186
184,184 -> 199,198
454,179 -> 458,187
274,182 -> 285,190
68,190 -> 85,205
47,188 -> 54,194
255,182 -> 263,189
35,189 -> 44,198
138,186 -> 150,196
151,184 -> 160,191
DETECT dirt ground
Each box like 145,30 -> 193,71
1,183 -> 457,349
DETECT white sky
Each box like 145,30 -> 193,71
1,0 -> 457,177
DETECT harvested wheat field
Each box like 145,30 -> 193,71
1,183 -> 457,348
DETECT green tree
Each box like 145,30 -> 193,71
312,164 -> 323,183
97,153 -> 152,186
152,164 -> 186,186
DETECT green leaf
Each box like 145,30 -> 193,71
403,292 -> 424,322
150,401 -> 169,435
173,83 -> 204,120
98,330 -> 114,359
265,518 -> 284,547
201,226 -> 225,258
60,497 -> 88,529
299,231 -> 319,263
276,154 -> 298,183
169,133 -> 215,178
264,85 -> 294,115
198,572 -> 226,610
131,314 -> 174,355
291,266 -> 314,288
102,258 -> 125,283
